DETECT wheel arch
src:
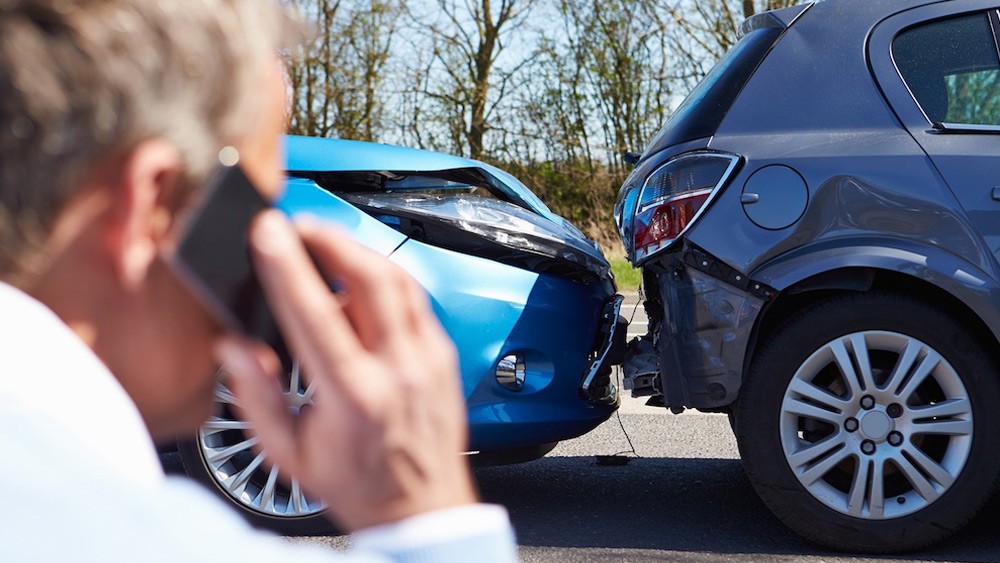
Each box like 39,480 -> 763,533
744,241 -> 1000,385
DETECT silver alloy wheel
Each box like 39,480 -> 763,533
198,362 -> 327,518
780,331 -> 972,520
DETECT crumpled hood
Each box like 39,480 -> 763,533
282,135 -> 611,285
285,135 -> 561,224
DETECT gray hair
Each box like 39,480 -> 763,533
0,0 -> 301,283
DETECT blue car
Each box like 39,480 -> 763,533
178,136 -> 625,533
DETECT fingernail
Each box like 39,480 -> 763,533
251,210 -> 296,255
214,338 -> 259,379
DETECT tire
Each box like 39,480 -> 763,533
736,291 -> 1000,552
178,364 -> 337,536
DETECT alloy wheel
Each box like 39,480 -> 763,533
780,330 -> 972,520
197,362 -> 327,518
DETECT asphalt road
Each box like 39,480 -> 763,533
269,392 -> 1000,562
477,399 -> 1000,562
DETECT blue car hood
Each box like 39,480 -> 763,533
285,135 -> 561,225
283,135 -> 610,284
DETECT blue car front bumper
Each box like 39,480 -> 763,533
280,176 -> 621,453
390,237 -> 621,451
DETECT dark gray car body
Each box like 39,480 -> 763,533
617,0 -> 1000,411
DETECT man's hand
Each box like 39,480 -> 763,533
215,210 -> 477,531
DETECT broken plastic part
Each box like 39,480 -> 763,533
623,334 -> 660,398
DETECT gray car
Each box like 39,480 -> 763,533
615,0 -> 1000,553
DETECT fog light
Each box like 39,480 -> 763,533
496,354 -> 526,391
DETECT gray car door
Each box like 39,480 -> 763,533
871,3 -> 1000,272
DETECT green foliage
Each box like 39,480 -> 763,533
946,70 -> 1000,125
610,257 -> 641,292
485,156 -> 626,247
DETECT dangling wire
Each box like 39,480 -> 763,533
609,367 -> 640,458
598,283 -> 644,460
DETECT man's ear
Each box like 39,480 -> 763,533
106,139 -> 182,290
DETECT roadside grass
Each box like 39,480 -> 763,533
610,257 -> 641,292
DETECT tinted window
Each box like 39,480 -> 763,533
894,13 -> 1000,125
642,19 -> 783,158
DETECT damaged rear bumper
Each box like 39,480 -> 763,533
624,246 -> 770,410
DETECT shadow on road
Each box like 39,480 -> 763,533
473,455 -> 1000,561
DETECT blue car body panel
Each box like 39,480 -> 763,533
279,136 -> 617,452
286,135 -> 480,174
389,238 -> 613,449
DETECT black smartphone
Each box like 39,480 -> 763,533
166,163 -> 285,354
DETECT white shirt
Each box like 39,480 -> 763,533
0,283 -> 517,562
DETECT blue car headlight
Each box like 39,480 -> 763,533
343,192 -> 611,284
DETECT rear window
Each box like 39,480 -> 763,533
642,19 -> 784,158
893,12 -> 1000,126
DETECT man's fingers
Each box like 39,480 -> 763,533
215,337 -> 299,475
400,266 -> 443,337
295,218 -> 416,352
249,210 -> 360,375
296,218 -> 462,395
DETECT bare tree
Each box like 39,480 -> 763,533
286,0 -> 402,140
662,0 -> 799,68
530,0 -> 673,171
407,0 -> 535,159
743,0 -> 798,18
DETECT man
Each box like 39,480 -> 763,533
0,1 -> 517,561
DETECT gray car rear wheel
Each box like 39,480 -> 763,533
736,292 -> 1000,552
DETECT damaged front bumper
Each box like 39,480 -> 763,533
280,136 -> 623,454
624,245 -> 772,410
581,295 -> 628,405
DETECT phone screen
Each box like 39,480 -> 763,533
167,164 -> 283,349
